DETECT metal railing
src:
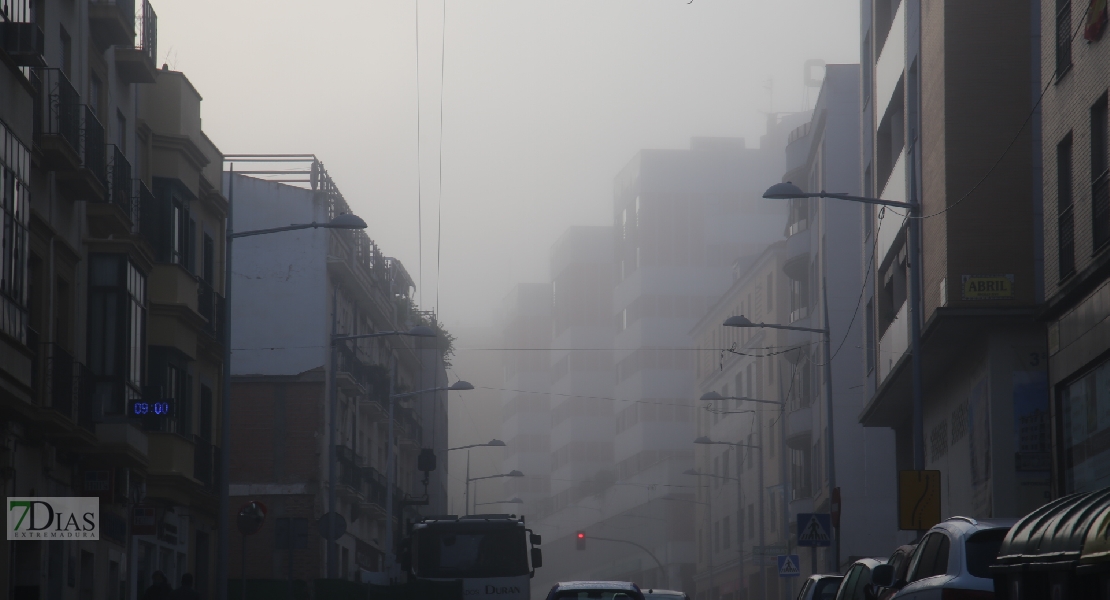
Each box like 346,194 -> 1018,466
35,68 -> 80,153
131,179 -> 151,233
41,343 -> 93,427
1,0 -> 33,22
105,144 -> 132,216
79,105 -> 107,186
136,0 -> 156,63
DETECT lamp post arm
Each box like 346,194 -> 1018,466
816,191 -> 917,210
391,386 -> 449,400
231,221 -> 363,239
743,323 -> 829,334
333,331 -> 419,343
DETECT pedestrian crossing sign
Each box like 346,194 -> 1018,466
777,554 -> 801,577
796,513 -> 832,547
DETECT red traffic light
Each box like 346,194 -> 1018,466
577,532 -> 585,539
576,530 -> 586,550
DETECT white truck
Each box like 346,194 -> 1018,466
403,514 -> 542,600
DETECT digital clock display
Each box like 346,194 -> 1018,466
131,400 -> 173,417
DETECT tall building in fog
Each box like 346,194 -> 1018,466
531,227 -> 616,575
857,0 -> 1048,520
497,284 -> 553,509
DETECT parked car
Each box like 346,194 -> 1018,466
545,581 -> 646,600
834,558 -> 887,600
641,589 -> 689,600
795,574 -> 844,600
878,544 -> 919,600
872,516 -> 1015,600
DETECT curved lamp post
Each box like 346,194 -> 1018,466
447,439 -> 507,516
467,470 -> 524,514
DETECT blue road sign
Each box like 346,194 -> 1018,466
796,513 -> 832,547
777,554 -> 801,577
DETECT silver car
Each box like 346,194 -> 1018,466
872,516 -> 1015,600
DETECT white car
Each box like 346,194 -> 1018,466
795,574 -> 844,600
872,516 -> 1015,600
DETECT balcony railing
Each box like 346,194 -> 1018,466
197,278 -> 224,339
105,144 -> 132,217
132,179 -> 151,234
79,105 -> 107,186
40,343 -> 93,428
137,0 -> 156,64
0,0 -> 45,67
34,68 -> 80,157
89,0 -> 136,48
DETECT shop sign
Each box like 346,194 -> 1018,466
961,275 -> 1014,300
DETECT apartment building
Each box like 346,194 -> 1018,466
226,160 -> 448,582
858,0 -> 1049,520
1039,0 -> 1110,497
0,1 -> 230,598
497,283 -> 553,509
529,226 -> 615,591
690,242 -> 790,600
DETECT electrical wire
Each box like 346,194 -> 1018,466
435,0 -> 446,316
415,0 -> 423,307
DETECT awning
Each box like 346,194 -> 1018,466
991,487 -> 1110,574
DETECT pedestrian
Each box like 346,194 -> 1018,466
142,571 -> 172,600
173,573 -> 201,600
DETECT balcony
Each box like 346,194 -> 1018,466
337,445 -> 365,501
0,18 -> 45,67
33,68 -> 81,170
89,0 -> 136,49
360,465 -> 388,518
196,278 -> 225,340
57,105 -> 107,200
114,0 -> 157,84
93,422 -> 149,467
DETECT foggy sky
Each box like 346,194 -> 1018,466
158,0 -> 859,330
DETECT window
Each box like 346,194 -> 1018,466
714,521 -> 720,552
965,529 -> 1007,578
199,385 -> 213,440
87,255 -> 146,415
60,25 -> 72,76
1058,358 -> 1110,493
203,233 -> 215,283
865,300 -> 876,373
791,447 -> 812,499
1092,94 -> 1109,250
1058,134 -> 1075,278
0,120 -> 30,344
116,110 -> 127,153
1056,0 -> 1072,78
722,450 -> 729,485
908,532 -> 950,582
89,74 -> 102,119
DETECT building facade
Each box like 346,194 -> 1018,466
1,1 -> 229,598
496,283 -> 553,510
1039,0 -> 1110,497
858,0 -> 1050,521
226,160 -> 448,583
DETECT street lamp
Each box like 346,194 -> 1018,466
475,497 -> 524,508
762,175 -> 926,565
381,378 -> 474,576
447,440 -> 508,516
467,470 -> 524,515
218,166 -> 369,600
325,325 -> 439,579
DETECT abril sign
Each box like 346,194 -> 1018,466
7,497 -> 99,540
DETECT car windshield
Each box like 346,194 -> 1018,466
965,528 -> 1008,578
813,578 -> 842,600
415,526 -> 528,578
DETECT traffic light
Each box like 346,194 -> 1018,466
576,531 -> 585,550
